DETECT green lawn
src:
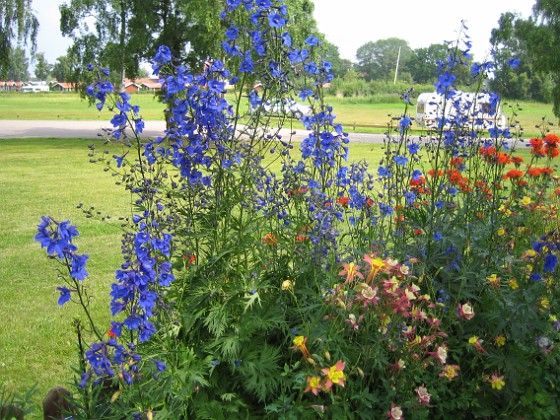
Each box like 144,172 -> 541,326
1,91 -> 558,137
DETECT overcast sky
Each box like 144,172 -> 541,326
32,0 -> 536,66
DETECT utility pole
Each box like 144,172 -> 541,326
393,46 -> 401,85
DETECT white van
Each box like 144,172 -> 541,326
416,91 -> 506,130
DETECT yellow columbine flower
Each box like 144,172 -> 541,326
486,274 -> 500,287
521,196 -> 532,205
497,228 -> 506,236
495,335 -> 506,347
541,298 -> 550,309
509,279 -> 519,290
490,373 -> 505,390
281,279 -> 293,290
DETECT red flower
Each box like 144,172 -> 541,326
336,196 -> 350,207
503,169 -> 523,179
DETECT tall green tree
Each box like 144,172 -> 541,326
51,54 -> 76,82
60,0 -> 155,87
6,46 -> 29,80
405,43 -> 448,85
493,1 -> 560,115
0,0 -> 38,77
34,52 -> 52,80
355,38 -> 412,81
59,0 -> 318,84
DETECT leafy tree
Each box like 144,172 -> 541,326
406,43 -> 448,85
34,52 -> 52,80
51,54 -> 76,82
59,0 -> 318,84
0,0 -> 38,77
489,11 -> 552,103
491,1 -> 560,116
6,47 -> 29,80
317,40 -> 350,78
355,38 -> 412,81
60,0 -> 155,87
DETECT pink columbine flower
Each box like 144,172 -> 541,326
415,384 -> 431,406
386,403 -> 404,419
457,301 -> 475,320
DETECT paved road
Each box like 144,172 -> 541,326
0,120 -> 387,143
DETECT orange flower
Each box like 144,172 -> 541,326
321,360 -> 346,390
336,196 -> 350,207
262,233 -> 278,246
503,169 -> 523,179
497,153 -> 511,164
339,262 -> 364,283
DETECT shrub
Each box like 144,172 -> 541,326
35,1 -> 559,418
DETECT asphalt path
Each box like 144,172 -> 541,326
0,119 -> 387,143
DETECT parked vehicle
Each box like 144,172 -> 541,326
21,81 -> 49,93
415,91 -> 506,130
251,97 -> 312,118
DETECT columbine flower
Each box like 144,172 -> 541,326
339,262 -> 364,283
304,376 -> 322,396
486,273 -> 500,288
468,336 -> 486,353
281,279 -> 293,291
415,384 -> 431,406
439,364 -> 460,381
386,403 -> 404,419
495,335 -> 506,347
536,336 -> 552,351
457,302 -> 475,320
321,360 -> 346,390
291,335 -> 310,358
429,345 -> 448,364
490,373 -> 505,390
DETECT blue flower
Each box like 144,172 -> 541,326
225,27 -> 239,41
435,71 -> 456,95
305,35 -> 320,46
268,12 -> 286,28
508,58 -> 520,69
393,155 -> 408,166
433,232 -> 443,241
530,273 -> 542,281
411,169 -> 422,181
544,254 -> 558,273
407,143 -> 420,154
378,166 -> 391,178
399,116 -> 412,134
70,254 -> 89,280
57,287 -> 72,306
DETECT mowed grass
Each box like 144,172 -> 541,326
0,138 -> 132,413
0,136 -> 385,415
1,91 -> 558,137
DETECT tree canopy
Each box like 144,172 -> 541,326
59,0 -> 318,84
0,0 -> 38,78
490,1 -> 560,116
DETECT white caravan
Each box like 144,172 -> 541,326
415,91 -> 506,130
